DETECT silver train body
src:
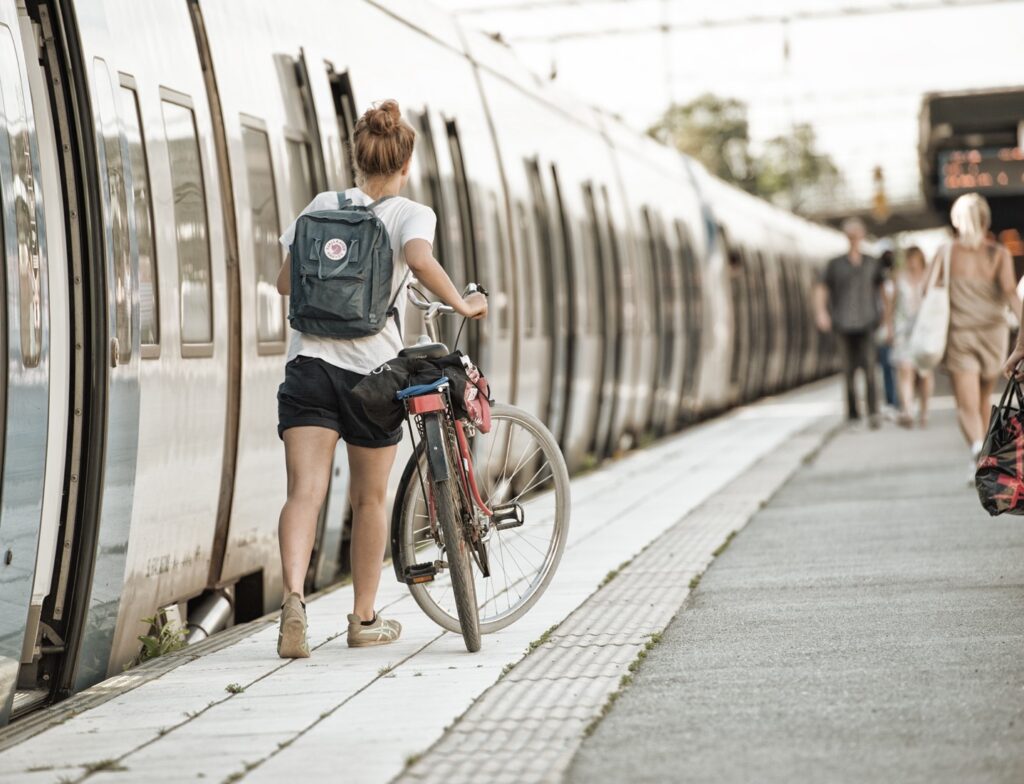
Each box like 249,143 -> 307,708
0,0 -> 846,723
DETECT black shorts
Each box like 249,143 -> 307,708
277,355 -> 403,448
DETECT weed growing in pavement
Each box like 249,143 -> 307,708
224,683 -> 245,694
599,558 -> 632,589
413,671 -> 423,677
582,630 -> 668,738
526,624 -> 558,653
500,662 -> 516,678
688,573 -> 702,590
222,771 -> 245,784
404,752 -> 422,769
127,614 -> 187,669
377,663 -> 393,677
82,759 -> 128,773
712,530 -> 738,558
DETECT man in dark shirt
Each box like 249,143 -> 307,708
814,217 -> 892,428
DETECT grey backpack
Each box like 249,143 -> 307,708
288,192 -> 408,339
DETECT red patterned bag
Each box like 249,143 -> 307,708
459,354 -> 492,434
976,378 -> 1024,515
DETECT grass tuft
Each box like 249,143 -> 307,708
377,663 -> 393,677
598,559 -> 632,589
224,683 -> 245,694
83,759 -> 128,773
711,530 -> 738,558
526,624 -> 558,653
582,627 -> 669,738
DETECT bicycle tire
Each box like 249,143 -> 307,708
395,403 -> 570,635
424,412 -> 481,653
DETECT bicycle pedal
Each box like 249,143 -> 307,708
403,562 -> 438,584
491,503 -> 525,531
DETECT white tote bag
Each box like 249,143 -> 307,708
909,243 -> 951,371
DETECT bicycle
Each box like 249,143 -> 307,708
388,283 -> 571,652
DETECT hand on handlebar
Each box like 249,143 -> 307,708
458,291 -> 488,320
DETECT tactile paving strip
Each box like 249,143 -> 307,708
396,420 -> 835,784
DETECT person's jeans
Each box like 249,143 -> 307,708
838,331 -> 879,420
876,343 -> 897,408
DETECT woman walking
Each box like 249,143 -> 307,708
941,194 -> 1020,480
892,246 -> 933,427
273,100 -> 487,657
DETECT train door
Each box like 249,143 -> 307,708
676,219 -> 703,420
583,182 -> 616,458
0,2 -> 53,723
524,158 -> 568,440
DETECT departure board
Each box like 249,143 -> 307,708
939,147 -> 1024,197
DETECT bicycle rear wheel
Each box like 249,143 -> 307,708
396,403 -> 570,634
423,412 -> 480,652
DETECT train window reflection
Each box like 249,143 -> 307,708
285,137 -> 315,216
242,125 -> 284,345
120,82 -> 159,353
1,27 -> 42,368
161,98 -> 213,349
487,192 -> 510,335
94,61 -> 132,363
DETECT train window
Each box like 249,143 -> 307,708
515,201 -> 537,336
0,27 -> 41,368
285,136 -> 316,215
446,119 -> 477,281
525,159 -> 555,338
328,69 -> 358,186
412,111 -> 451,280
93,60 -> 132,363
161,94 -> 213,352
241,122 -> 285,346
487,192 -> 510,335
120,78 -> 159,355
582,183 -> 605,335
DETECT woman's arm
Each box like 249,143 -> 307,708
998,245 -> 1021,314
404,238 -> 487,318
277,254 -> 291,296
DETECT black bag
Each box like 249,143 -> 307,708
975,378 -> 1024,515
351,351 -> 491,432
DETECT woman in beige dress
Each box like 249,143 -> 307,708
941,194 -> 1020,478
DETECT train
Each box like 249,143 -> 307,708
0,0 -> 847,724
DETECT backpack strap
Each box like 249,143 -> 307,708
386,268 -> 412,335
369,194 -> 396,211
337,191 -> 352,208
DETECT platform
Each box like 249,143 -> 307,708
569,403 -> 1024,783
1,380 -> 843,784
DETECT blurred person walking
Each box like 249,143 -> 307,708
815,217 -> 892,429
939,194 -> 1021,480
875,243 -> 899,417
891,246 -> 933,427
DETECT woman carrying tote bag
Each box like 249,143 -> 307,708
925,194 -> 1021,484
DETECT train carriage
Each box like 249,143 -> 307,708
0,0 -> 845,724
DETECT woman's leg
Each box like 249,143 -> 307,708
279,426 -> 339,599
950,369 -> 984,446
978,375 -> 997,439
918,372 -> 933,427
896,364 -> 916,423
347,443 -> 399,621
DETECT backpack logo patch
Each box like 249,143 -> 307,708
323,238 -> 348,261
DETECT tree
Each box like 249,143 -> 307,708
647,93 -> 756,192
648,94 -> 841,213
756,123 -> 841,211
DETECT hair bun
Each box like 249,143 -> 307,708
366,100 -> 402,135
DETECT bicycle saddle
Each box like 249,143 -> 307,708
398,341 -> 448,360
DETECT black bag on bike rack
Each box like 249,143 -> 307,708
352,351 -> 492,432
976,377 -> 1024,516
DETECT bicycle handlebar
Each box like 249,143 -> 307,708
406,282 -> 487,319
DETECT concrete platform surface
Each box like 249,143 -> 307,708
0,381 -> 841,784
568,405 -> 1024,784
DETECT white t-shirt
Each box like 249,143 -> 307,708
279,188 -> 436,374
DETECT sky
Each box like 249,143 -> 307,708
436,0 -> 1024,214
